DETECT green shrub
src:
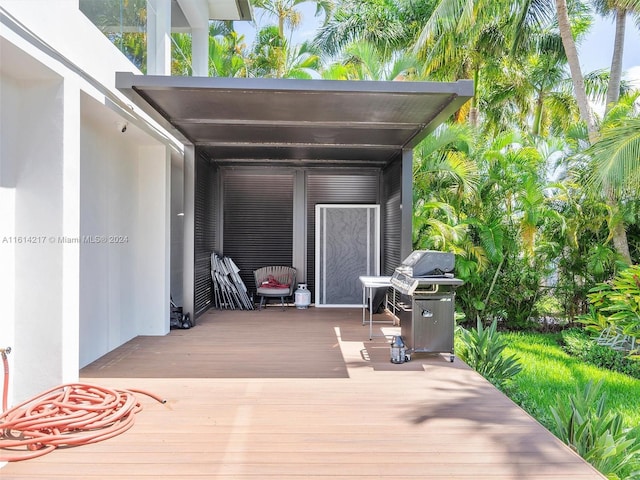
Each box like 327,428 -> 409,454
457,319 -> 523,389
586,345 -> 630,373
561,327 -> 592,358
560,328 -> 640,380
550,380 -> 640,479
579,264 -> 640,354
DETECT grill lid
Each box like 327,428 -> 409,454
391,250 -> 462,295
395,250 -> 454,277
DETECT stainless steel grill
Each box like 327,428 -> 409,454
390,251 -> 463,362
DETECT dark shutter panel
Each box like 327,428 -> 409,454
194,156 -> 217,317
223,171 -> 294,295
306,173 -> 379,300
382,159 -> 402,275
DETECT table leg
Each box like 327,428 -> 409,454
362,285 -> 366,325
369,288 -> 373,340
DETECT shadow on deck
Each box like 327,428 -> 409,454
1,307 -> 604,479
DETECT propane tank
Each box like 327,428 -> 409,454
390,335 -> 407,364
294,284 -> 311,309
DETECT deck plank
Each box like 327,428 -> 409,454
0,308 -> 605,479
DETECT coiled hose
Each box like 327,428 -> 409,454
0,349 -> 166,462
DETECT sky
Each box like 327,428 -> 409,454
236,5 -> 640,84
581,15 -> 640,83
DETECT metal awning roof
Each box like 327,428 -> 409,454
115,73 -> 473,166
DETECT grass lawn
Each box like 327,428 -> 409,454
455,326 -> 640,476
501,331 -> 640,438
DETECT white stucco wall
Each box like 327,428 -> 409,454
79,108 -> 139,367
0,186 -> 15,399
0,0 -> 179,401
13,78 -> 67,400
0,75 -> 18,384
136,145 -> 171,335
170,154 -> 185,306
79,95 -> 171,368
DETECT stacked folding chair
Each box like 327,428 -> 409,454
211,253 -> 254,310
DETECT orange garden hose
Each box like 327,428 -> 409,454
0,348 -> 166,462
2,349 -> 10,413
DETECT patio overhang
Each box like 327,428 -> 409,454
115,73 -> 474,167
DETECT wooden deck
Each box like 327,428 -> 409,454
1,307 -> 604,479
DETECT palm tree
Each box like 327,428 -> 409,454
171,33 -> 192,76
411,124 -> 493,323
209,32 -> 250,77
528,45 -> 567,135
582,93 -> 640,263
412,0 -> 512,126
482,62 -> 621,138
507,0 -> 600,138
248,1 -> 329,77
411,0 -> 587,131
606,6 -> 627,111
248,25 -> 287,77
484,0 -> 600,142
252,0 -> 333,40
478,27 -> 570,136
282,41 -> 322,78
585,96 -> 640,196
313,0 -> 409,59
412,124 -> 479,252
480,133 -> 567,325
322,40 -> 419,81
555,0 -> 600,143
616,0 -> 640,11
410,125 -> 558,326
248,26 -> 320,78
553,0 -> 637,263
592,0 -> 640,112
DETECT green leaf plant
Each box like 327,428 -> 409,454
550,380 -> 640,479
580,264 -> 640,357
457,319 -> 523,389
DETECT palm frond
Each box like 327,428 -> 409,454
585,117 -> 640,193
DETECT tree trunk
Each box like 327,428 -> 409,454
606,9 -> 632,263
532,90 -> 544,136
612,220 -> 632,264
605,8 -> 626,114
555,0 -> 632,261
555,0 -> 599,144
607,191 -> 633,264
483,255 -> 505,308
468,67 -> 480,128
468,107 -> 479,128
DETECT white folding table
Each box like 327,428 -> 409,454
359,276 -> 395,340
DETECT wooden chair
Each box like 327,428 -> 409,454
254,266 -> 297,310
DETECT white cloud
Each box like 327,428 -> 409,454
625,65 -> 640,90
